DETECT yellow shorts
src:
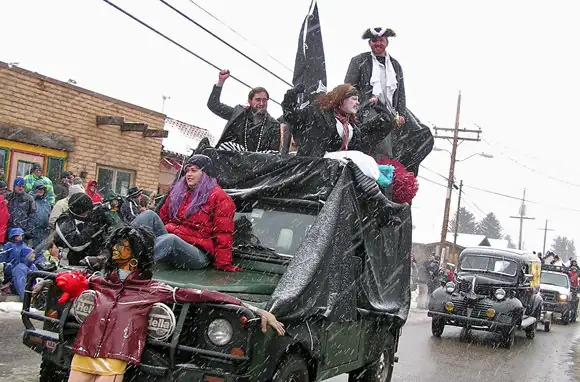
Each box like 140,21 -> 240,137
71,354 -> 128,376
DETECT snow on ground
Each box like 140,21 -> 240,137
0,301 -> 41,317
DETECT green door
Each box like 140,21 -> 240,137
323,321 -> 361,369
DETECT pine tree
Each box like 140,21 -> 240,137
476,213 -> 503,239
505,234 -> 516,249
449,207 -> 478,234
551,236 -> 577,261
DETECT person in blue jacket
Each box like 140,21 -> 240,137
0,227 -> 45,300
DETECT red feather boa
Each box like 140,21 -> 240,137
376,158 -> 419,203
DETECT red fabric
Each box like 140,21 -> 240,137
335,109 -> 352,151
86,180 -> 103,203
0,196 -> 9,243
159,185 -> 240,272
446,269 -> 456,283
569,270 -> 579,287
56,272 -> 89,304
71,270 -> 242,365
376,158 -> 419,203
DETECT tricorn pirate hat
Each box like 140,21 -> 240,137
362,27 -> 396,40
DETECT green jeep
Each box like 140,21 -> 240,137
21,149 -> 419,382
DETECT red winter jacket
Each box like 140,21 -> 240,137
72,270 -> 242,365
86,180 -> 103,204
0,196 -> 9,243
159,185 -> 237,271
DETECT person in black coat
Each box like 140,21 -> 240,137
281,83 -> 394,158
345,27 -> 409,159
208,70 -> 281,152
120,187 -> 143,224
53,193 -> 113,266
345,27 -> 406,121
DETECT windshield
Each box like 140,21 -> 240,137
234,202 -> 317,256
459,255 -> 518,276
541,271 -> 570,288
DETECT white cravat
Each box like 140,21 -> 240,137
369,53 -> 398,106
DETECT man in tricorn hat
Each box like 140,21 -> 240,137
345,27 -> 406,123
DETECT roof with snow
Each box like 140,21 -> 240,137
413,232 -> 490,248
162,117 -> 216,156
488,239 -> 509,249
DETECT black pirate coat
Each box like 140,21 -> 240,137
344,52 -> 406,117
208,85 -> 281,152
281,88 -> 394,158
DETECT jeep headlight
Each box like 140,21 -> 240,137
445,282 -> 456,293
559,294 -> 569,302
495,288 -> 506,301
207,318 -> 233,346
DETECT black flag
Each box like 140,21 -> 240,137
281,0 -> 327,153
293,0 -> 327,94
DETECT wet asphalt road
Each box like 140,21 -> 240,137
1,310 -> 580,382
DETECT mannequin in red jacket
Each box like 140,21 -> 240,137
47,226 -> 284,381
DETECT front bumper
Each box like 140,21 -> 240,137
543,301 -> 571,314
23,329 -> 251,381
428,311 -> 512,331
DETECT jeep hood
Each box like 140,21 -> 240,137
540,283 -> 569,295
152,265 -> 280,295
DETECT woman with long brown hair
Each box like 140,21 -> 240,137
281,83 -> 394,157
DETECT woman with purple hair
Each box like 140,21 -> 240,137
131,154 -> 241,272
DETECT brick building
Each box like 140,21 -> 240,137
0,61 -> 167,195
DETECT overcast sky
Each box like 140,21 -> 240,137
1,0 -> 579,252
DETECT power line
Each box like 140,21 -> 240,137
100,0 -> 282,106
158,0 -> 293,87
420,165 -> 448,182
187,0 -> 294,73
417,175 -> 447,188
480,137 -> 580,188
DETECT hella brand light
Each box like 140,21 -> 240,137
72,292 -> 176,341
71,290 -> 97,323
207,318 -> 233,346
494,288 -> 506,301
147,303 -> 176,341
445,282 -> 456,293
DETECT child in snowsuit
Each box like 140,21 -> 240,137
0,227 -> 45,300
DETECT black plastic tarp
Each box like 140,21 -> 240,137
200,149 -> 412,325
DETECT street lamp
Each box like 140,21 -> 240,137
433,147 -> 494,162
434,146 -> 493,267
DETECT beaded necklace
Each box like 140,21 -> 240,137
244,113 -> 267,152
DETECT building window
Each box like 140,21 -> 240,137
96,166 -> 135,197
47,157 -> 65,184
0,148 -> 7,180
17,160 -> 35,178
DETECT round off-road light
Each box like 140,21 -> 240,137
487,308 -> 496,318
71,290 -> 97,323
445,302 -> 454,312
147,303 -> 176,341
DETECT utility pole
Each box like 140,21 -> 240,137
538,219 -> 554,254
451,180 -> 464,259
162,95 -> 171,114
510,189 -> 535,250
435,91 -> 482,265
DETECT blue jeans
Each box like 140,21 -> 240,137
132,210 -> 209,270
